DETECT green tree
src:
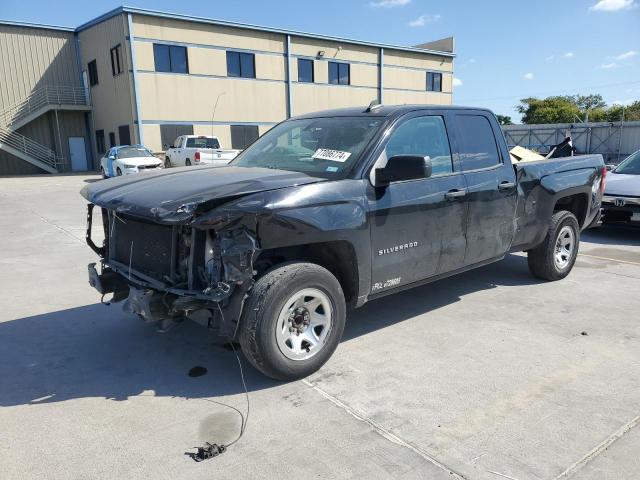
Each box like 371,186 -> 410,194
496,115 -> 513,125
517,96 -> 581,124
606,101 -> 640,121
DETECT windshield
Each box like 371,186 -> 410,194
231,117 -> 385,177
614,150 -> 640,175
117,147 -> 154,159
186,137 -> 220,149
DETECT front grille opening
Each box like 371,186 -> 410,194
110,214 -> 174,280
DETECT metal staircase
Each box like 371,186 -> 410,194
0,86 -> 90,173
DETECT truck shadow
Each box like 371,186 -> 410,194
0,254 -> 538,407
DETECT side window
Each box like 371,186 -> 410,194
328,62 -> 350,85
174,137 -> 182,148
110,44 -> 123,76
226,51 -> 256,78
426,72 -> 442,92
297,58 -> 314,83
456,115 -> 501,171
88,60 -> 99,86
384,116 -> 453,177
153,44 -> 188,73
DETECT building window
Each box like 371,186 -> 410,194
328,62 -> 349,85
153,44 -> 189,74
230,125 -> 259,150
427,72 -> 442,92
88,60 -> 99,86
118,125 -> 131,146
95,130 -> 105,154
109,132 -> 116,148
226,51 -> 256,78
297,58 -> 314,83
110,44 -> 123,76
160,124 -> 194,150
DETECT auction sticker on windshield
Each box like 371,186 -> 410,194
312,148 -> 352,162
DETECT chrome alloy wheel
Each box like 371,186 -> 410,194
554,225 -> 575,270
275,288 -> 333,361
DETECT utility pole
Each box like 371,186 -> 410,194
211,92 -> 226,137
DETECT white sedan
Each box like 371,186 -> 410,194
100,145 -> 163,178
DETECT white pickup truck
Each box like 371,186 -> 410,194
164,135 -> 240,167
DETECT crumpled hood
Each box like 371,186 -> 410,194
605,172 -> 640,197
81,165 -> 326,223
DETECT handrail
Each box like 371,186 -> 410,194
0,85 -> 89,128
0,126 -> 62,169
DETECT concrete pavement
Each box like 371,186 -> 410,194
0,174 -> 638,479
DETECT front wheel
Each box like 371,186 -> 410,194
239,262 -> 346,381
185,159 -> 191,166
527,210 -> 580,281
164,156 -> 171,168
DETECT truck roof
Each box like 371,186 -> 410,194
295,104 -> 495,120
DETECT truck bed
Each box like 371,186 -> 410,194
511,154 -> 604,251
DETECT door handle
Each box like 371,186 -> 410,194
445,189 -> 466,200
498,181 -> 516,191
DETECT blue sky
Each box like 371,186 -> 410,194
3,0 -> 639,122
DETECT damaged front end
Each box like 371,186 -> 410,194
85,203 -> 259,339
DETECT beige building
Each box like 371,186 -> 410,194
0,7 -> 455,175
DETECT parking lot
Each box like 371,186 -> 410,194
1,174 -> 639,480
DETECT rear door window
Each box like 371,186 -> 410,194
186,137 -> 221,149
455,115 -> 502,171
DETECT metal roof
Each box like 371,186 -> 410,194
0,19 -> 74,32
1,5 -> 452,58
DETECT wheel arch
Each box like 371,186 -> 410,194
255,241 -> 359,307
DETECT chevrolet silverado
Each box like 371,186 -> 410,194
82,105 -> 605,380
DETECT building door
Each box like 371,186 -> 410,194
68,137 -> 88,171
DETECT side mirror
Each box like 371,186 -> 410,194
375,155 -> 432,186
108,155 -> 115,160
605,164 -> 615,171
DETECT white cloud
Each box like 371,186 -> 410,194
564,52 -> 575,58
600,62 -> 618,69
524,72 -> 534,80
453,77 -> 463,87
615,50 -> 638,60
545,55 -> 555,61
369,0 -> 410,7
408,14 -> 441,26
589,0 -> 636,11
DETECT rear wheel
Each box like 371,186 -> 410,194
239,262 -> 346,381
527,210 -> 580,281
185,159 -> 191,166
164,156 -> 172,168
100,166 -> 107,178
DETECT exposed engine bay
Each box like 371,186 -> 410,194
86,203 -> 259,338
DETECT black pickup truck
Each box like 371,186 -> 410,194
82,105 -> 605,380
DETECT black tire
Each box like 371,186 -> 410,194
527,210 -> 580,281
164,156 -> 171,168
185,159 -> 191,166
100,167 -> 107,179
116,167 -> 122,176
239,262 -> 346,381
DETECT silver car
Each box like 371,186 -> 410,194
602,150 -> 640,224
